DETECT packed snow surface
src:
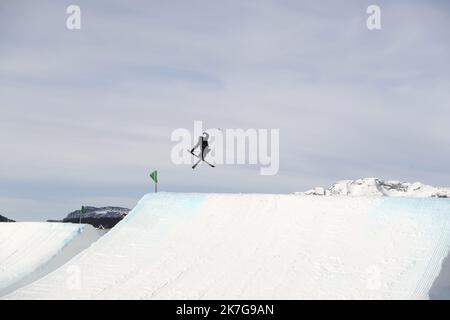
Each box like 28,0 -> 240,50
0,223 -> 96,294
297,177 -> 450,198
5,193 -> 450,299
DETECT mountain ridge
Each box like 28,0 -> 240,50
60,206 -> 130,229
0,214 -> 15,222
297,177 -> 450,198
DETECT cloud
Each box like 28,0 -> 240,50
0,0 -> 449,220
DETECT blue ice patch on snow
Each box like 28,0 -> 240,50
125,192 -> 207,220
62,224 -> 84,246
104,193 -> 208,244
369,197 -> 450,232
369,197 -> 450,298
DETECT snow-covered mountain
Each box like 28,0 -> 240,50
62,206 -> 130,229
297,177 -> 450,198
0,214 -> 14,222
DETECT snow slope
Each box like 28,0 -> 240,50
0,223 -> 99,296
4,193 -> 450,299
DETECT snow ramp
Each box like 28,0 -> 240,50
0,222 -> 99,296
5,193 -> 450,299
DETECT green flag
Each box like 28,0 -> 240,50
149,170 -> 158,183
79,205 -> 87,224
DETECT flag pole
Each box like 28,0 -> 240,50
79,206 -> 87,224
150,170 -> 158,193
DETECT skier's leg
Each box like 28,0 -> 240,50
191,136 -> 202,155
202,146 -> 211,161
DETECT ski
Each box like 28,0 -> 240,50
189,150 -> 215,168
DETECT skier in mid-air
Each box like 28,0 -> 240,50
190,132 -> 215,169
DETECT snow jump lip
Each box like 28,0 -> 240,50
0,222 -> 100,297
4,193 -> 450,299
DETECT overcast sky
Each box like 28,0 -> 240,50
1,0 -> 449,221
